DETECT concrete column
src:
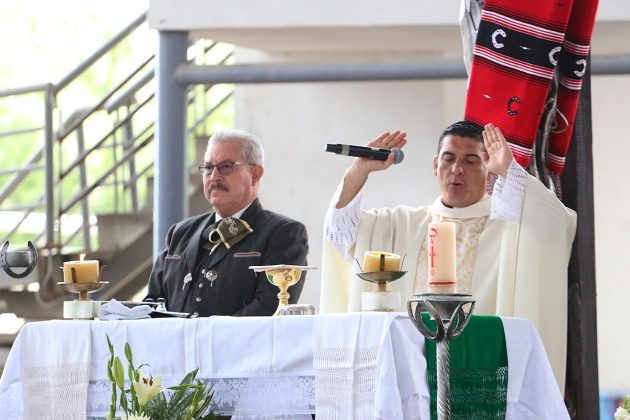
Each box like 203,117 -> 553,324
154,31 -> 188,258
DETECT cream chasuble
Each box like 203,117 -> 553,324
320,173 -> 576,389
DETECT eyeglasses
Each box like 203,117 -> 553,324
198,161 -> 255,176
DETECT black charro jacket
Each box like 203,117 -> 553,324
146,199 -> 308,316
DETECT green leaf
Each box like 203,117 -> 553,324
106,335 -> 114,356
179,368 -> 199,386
124,342 -> 133,363
106,360 -> 115,383
120,390 -> 129,413
112,357 -> 125,390
129,376 -> 138,413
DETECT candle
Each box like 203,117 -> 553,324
363,251 -> 401,272
63,254 -> 100,283
427,222 -> 456,293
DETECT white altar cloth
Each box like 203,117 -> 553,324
0,314 -> 568,419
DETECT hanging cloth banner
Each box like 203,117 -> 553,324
547,0 -> 599,175
463,0 -> 599,174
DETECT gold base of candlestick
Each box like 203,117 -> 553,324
356,270 -> 406,290
356,271 -> 406,312
57,281 -> 109,301
249,265 -> 317,316
57,282 -> 109,320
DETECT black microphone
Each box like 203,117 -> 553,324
325,144 -> 404,164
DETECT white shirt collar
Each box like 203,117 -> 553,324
428,194 -> 491,218
214,200 -> 254,222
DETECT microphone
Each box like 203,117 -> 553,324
325,144 -> 404,164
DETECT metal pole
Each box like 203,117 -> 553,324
175,59 -> 468,84
44,83 -> 55,249
55,13 -> 147,92
437,332 -> 451,420
76,126 -> 92,251
154,31 -> 188,258
175,54 -> 630,86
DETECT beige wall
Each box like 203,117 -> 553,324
592,75 -> 630,392
150,0 -> 630,393
234,53 -> 630,394
240,60 -> 630,395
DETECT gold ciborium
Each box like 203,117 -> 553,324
249,265 -> 316,316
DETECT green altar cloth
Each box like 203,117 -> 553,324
422,313 -> 508,419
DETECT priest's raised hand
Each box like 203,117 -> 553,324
334,130 -> 407,209
482,123 -> 513,179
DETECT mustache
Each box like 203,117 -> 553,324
208,182 -> 229,193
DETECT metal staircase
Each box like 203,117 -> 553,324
0,12 -> 234,320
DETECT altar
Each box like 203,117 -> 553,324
0,313 -> 568,419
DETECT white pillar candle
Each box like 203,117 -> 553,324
63,254 -> 100,283
427,222 -> 456,293
363,251 -> 401,272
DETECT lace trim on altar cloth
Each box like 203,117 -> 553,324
86,376 -> 315,418
22,362 -> 90,420
313,345 -> 379,419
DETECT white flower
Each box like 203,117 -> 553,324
132,372 -> 162,407
123,415 -> 151,420
615,407 -> 630,420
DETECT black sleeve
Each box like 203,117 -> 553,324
145,223 -> 177,304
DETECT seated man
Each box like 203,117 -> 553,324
321,121 -> 576,388
147,129 -> 308,317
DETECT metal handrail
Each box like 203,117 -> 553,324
0,126 -> 44,139
0,83 -> 48,98
60,133 -> 154,214
59,98 -> 154,180
56,55 -> 154,143
0,14 -> 234,260
54,13 -> 147,93
0,163 -> 44,177
0,149 -> 44,204
189,91 -> 233,136
105,69 -> 154,112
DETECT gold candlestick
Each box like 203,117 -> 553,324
58,264 -> 107,319
356,253 -> 406,312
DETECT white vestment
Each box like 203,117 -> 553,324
321,167 -> 576,389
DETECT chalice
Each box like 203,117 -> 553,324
249,265 -> 316,316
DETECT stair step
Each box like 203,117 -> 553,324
96,212 -> 151,252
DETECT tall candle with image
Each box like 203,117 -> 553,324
428,222 -> 456,293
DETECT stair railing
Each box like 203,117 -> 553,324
0,12 -> 234,262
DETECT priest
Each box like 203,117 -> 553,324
320,121 -> 576,388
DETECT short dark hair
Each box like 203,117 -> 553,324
437,120 -> 484,154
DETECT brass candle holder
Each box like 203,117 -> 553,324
249,265 -> 316,316
57,265 -> 107,320
356,253 -> 406,312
